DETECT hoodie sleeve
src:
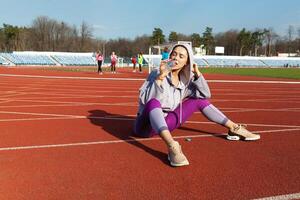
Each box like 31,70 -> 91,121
190,75 -> 211,98
138,70 -> 168,105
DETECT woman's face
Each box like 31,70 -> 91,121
170,46 -> 189,70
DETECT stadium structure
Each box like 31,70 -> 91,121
1,42 -> 300,71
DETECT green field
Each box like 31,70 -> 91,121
33,66 -> 300,80
200,67 -> 300,80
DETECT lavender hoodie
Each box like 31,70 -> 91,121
137,43 -> 211,122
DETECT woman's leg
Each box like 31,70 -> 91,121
113,63 -> 116,72
165,98 -> 212,131
134,98 -> 189,166
99,61 -> 102,73
134,98 -> 212,137
198,101 -> 260,140
134,98 -> 167,137
97,61 -> 100,73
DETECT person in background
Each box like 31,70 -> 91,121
133,43 -> 260,167
137,52 -> 143,73
110,52 -> 118,74
96,50 -> 104,75
161,47 -> 169,60
131,55 -> 137,72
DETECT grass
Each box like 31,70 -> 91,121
19,65 -> 300,80
200,67 -> 300,80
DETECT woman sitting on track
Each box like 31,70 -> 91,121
133,43 -> 260,167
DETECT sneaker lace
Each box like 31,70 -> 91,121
169,143 -> 182,155
233,124 -> 247,132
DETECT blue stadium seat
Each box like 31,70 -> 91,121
51,55 -> 95,66
1,53 -> 56,65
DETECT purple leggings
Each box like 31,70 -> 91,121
134,98 -> 211,137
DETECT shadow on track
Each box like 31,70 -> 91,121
88,109 -> 169,166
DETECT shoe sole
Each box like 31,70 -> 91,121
226,135 -> 261,141
168,156 -> 189,167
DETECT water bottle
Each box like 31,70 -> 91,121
166,59 -> 175,70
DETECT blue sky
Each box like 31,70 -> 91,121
0,0 -> 299,40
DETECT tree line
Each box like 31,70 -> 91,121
0,16 -> 300,57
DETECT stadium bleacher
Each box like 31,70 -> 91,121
0,55 -> 8,64
51,55 -> 95,66
260,59 -> 300,67
0,51 -> 300,68
0,53 -> 56,65
203,58 -> 266,67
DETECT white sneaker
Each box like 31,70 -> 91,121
227,124 -> 260,141
168,141 -> 189,167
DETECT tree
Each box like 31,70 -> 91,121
202,27 -> 214,55
214,30 -> 239,55
2,23 -> 20,51
16,26 -> 32,51
237,28 -> 252,56
168,31 -> 178,43
151,28 -> 165,45
262,28 -> 278,56
191,33 -> 201,47
297,27 -> 300,55
79,21 -> 93,51
250,30 -> 264,56
31,16 -> 50,50
287,25 -> 295,56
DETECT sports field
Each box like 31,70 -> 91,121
0,67 -> 299,199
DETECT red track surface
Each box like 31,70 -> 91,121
0,67 -> 299,199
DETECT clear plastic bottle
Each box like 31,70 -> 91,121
166,59 -> 175,70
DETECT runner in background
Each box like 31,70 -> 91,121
131,55 -> 137,72
96,50 -> 104,75
110,52 -> 118,74
137,52 -> 143,73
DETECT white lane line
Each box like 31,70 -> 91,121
0,117 -> 80,122
0,111 -> 82,117
0,74 -> 144,81
1,111 -> 300,128
0,99 -> 299,109
0,100 -> 12,104
209,80 -> 300,84
187,121 -> 300,128
0,102 -> 137,108
1,74 -> 300,84
0,96 -> 136,105
0,128 -> 299,152
253,192 -> 300,200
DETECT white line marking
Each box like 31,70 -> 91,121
0,117 -> 79,122
0,102 -> 137,108
1,111 -> 300,128
0,74 -> 144,81
0,128 -> 299,152
0,111 -> 82,117
1,74 -> 300,84
209,80 -> 300,84
253,192 -> 300,200
186,121 -> 300,128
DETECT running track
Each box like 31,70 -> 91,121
0,67 -> 299,200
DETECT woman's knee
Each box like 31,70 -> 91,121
196,98 -> 211,110
146,98 -> 161,108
